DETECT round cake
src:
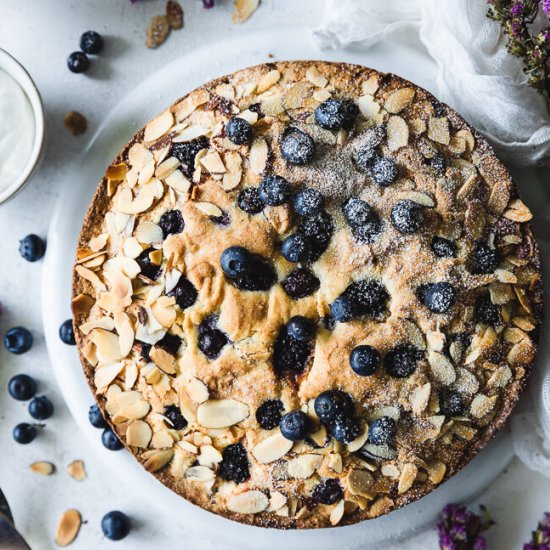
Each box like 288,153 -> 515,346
72,61 -> 542,529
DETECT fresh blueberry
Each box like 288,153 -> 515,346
102,428 -> 124,451
331,415 -> 362,443
439,389 -> 464,417
67,51 -> 89,73
136,248 -> 162,280
332,279 -> 389,323
259,175 -> 291,206
4,327 -> 33,354
342,198 -> 374,228
330,295 -> 355,323
226,116 -> 252,145
470,243 -> 499,275
281,267 -> 320,300
390,200 -> 424,234
19,234 -> 46,262
13,423 -> 37,444
138,341 -> 151,361
281,127 -> 316,165
351,221 -> 383,244
237,188 -> 263,214
198,316 -> 228,360
273,329 -> 312,375
353,147 -> 380,172
256,399 -> 284,430
475,295 -> 501,325
298,211 -> 334,260
315,98 -> 358,131
419,282 -> 456,314
8,374 -> 37,401
158,209 -> 184,238
368,416 -> 396,445
350,345 -> 381,376
220,246 -> 276,292
384,343 -> 423,378
80,31 -> 104,55
89,404 -> 108,429
371,157 -> 399,186
293,188 -> 324,217
163,404 -> 187,430
29,396 -> 54,420
220,246 -> 251,278
428,153 -> 447,173
101,511 -> 131,541
219,442 -> 250,483
170,136 -> 209,178
279,411 -> 312,441
311,478 -> 343,505
431,236 -> 457,258
281,233 -> 310,263
314,390 -> 354,424
166,276 -> 197,310
59,320 -> 76,345
155,333 -> 182,356
287,316 -> 316,342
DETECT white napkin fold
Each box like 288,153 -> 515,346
312,0 -> 550,477
312,0 -> 550,166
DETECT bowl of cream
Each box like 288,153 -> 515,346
0,48 -> 45,205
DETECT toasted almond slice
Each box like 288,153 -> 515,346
386,115 -> 409,151
327,453 -> 343,474
128,143 -> 154,171
427,461 -> 446,484
257,69 -> 281,93
135,221 -> 163,244
30,461 -> 55,475
155,156 -> 180,179
200,151 -> 226,174
347,426 -> 369,452
89,329 -> 123,363
109,390 -> 150,420
94,362 -> 125,390
287,454 -> 323,479
177,440 -> 198,454
75,265 -> 106,292
410,383 -> 431,414
144,110 -> 174,142
144,449 -> 174,472
398,463 -> 418,494
197,399 -> 250,428
267,491 -> 287,512
165,169 -> 192,194
252,431 -> 293,464
72,294 -> 95,316
80,316 -> 115,335
385,88 -> 415,113
428,116 -> 450,145
195,201 -> 223,217
428,351 -> 456,385
357,95 -> 384,124
228,491 -> 268,514
67,460 -> 86,481
198,445 -> 223,467
185,377 -> 209,404
348,469 -> 374,498
222,151 -> 242,190
249,138 -> 268,174
330,500 -> 345,526
150,346 -> 177,375
55,509 -> 81,547
186,465 -> 215,482
126,420 -> 152,448
470,394 -> 498,418
114,312 -> 134,357
232,0 -> 259,24
172,89 -> 210,121
306,65 -> 328,88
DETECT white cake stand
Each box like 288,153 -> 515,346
43,26 -> 528,550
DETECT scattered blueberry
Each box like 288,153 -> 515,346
170,136 -> 209,178
101,511 -> 131,541
279,410 -> 312,441
331,279 -> 389,323
281,233 -> 310,263
371,157 -> 399,187
219,442 -> 250,483
158,209 -> 184,238
155,332 -> 182,356
67,51 -> 89,73
287,316 -> 316,341
220,246 -> 250,278
281,127 -> 316,165
237,187 -> 263,214
139,341 -> 151,361
439,389 -> 464,417
368,416 -> 396,445
163,404 -> 187,430
4,327 -> 33,354
256,399 -> 284,430
166,276 -> 197,310
220,246 -> 276,291
59,320 -> 76,345
293,188 -> 324,217
8,374 -> 37,401
89,404 -> 108,429
314,98 -> 358,131
13,423 -> 37,444
102,428 -> 124,451
342,198 -> 382,243
331,415 -> 362,443
419,282 -> 457,314
350,345 -> 381,376
390,200 -> 424,234
470,243 -> 499,275
431,236 -> 457,258
314,390 -> 354,424
198,315 -> 228,359
19,234 -> 46,262
353,146 -> 380,172
136,248 -> 162,280
281,267 -> 320,300
384,343 -> 423,378
273,327 -> 312,375
311,478 -> 343,505
258,175 -> 291,206
428,153 -> 447,174
226,116 -> 252,145
298,211 -> 334,260
330,294 -> 355,323
80,31 -> 104,55
29,396 -> 54,420
475,294 -> 501,325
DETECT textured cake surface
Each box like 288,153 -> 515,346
72,61 -> 542,529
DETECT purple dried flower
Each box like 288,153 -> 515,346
524,512 -> 550,549
437,504 -> 493,550
202,0 -> 215,8
511,2 -> 525,16
543,0 -> 550,16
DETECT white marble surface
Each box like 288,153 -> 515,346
0,1 -> 549,549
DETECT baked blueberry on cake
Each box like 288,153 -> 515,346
72,61 -> 542,528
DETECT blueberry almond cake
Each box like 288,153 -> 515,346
72,61 -> 542,528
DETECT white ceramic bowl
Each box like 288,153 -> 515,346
0,48 -> 45,205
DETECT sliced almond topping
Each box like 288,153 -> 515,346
75,265 -> 106,292
165,169 -> 192,194
89,329 -> 123,363
144,449 -> 174,472
106,163 -> 128,181
381,464 -> 400,479
177,440 -> 198,454
257,69 -> 281,94
428,351 -> 456,385
232,0 -> 259,24
428,116 -> 450,145
248,138 -> 268,175
309,424 -> 328,447
358,95 -> 384,124
72,294 -> 95,316
327,453 -> 343,474
398,463 -> 418,494
135,221 -> 163,244
398,190 -> 435,207
67,460 -> 86,481
470,394 -> 497,418
267,491 -> 287,512
30,461 -> 55,475
128,143 -> 154,171
108,390 -> 151,420
427,461 -> 446,484
386,115 -> 409,151
144,110 -> 174,142
252,430 -> 293,464
185,377 -> 209,404
260,94 -> 284,116
186,465 -> 215,482
200,151 -> 226,173
195,201 -> 223,217
287,454 -> 323,479
487,180 -> 511,215
149,346 -> 177,375
94,362 -> 125,391
222,151 -> 242,190
410,382 -> 431,414
227,491 -> 268,514
306,65 -> 328,88
313,89 -> 332,102
114,312 -> 134,357
348,469 -> 374,498
151,430 -> 174,449
503,198 -> 533,222
80,316 -> 115,336
126,420 -> 152,448
385,87 -> 415,113
330,500 -> 345,526
55,509 -> 81,547
198,445 -> 223,467
197,399 -> 249,428
347,426 -> 369,452
172,89 -> 210,121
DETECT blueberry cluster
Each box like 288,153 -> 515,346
88,403 -> 124,451
314,390 -> 362,443
220,246 -> 277,292
67,31 -> 104,74
273,316 -> 316,375
353,143 -> 399,187
342,198 -> 382,244
197,315 -> 228,359
384,343 -> 424,378
314,98 -> 359,131
330,279 -> 389,323
219,442 -> 250,483
170,136 -> 209,178
283,209 -> 334,263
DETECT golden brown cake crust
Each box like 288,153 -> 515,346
72,61 -> 542,529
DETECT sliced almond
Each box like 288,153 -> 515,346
222,151 -> 242,190
144,111 -> 174,142
257,69 -> 281,94
135,221 -> 163,244
200,151 -> 226,174
55,509 -> 81,547
470,394 -> 497,419
248,138 -> 268,174
197,399 -> 249,428
427,461 -> 446,484
428,351 -> 456,385
267,491 -> 287,512
186,465 -> 215,482
89,329 -> 123,363
67,460 -> 86,481
198,445 -> 223,467
398,463 -> 418,494
287,454 -> 323,479
185,377 -> 209,404
348,469 -> 374,498
306,65 -> 328,88
385,88 -> 415,113
386,115 -> 409,151
330,500 -> 345,526
428,116 -> 450,145
252,430 -> 293,463
30,461 -> 55,475
75,265 -> 106,292
347,426 -> 369,452
144,449 -> 174,472
195,201 -> 223,218
165,169 -> 192,194
410,382 -> 431,414
232,0 -> 259,23
150,346 -> 177,375
358,95 -> 383,124
94,362 -> 125,391
327,453 -> 343,474
503,199 -> 533,222
126,420 -> 152,448
227,491 -> 268,514
128,143 -> 154,171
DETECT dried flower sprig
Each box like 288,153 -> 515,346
487,1 -> 550,104
436,504 -> 494,550
524,512 -> 550,550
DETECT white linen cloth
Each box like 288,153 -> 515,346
312,0 -> 550,477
